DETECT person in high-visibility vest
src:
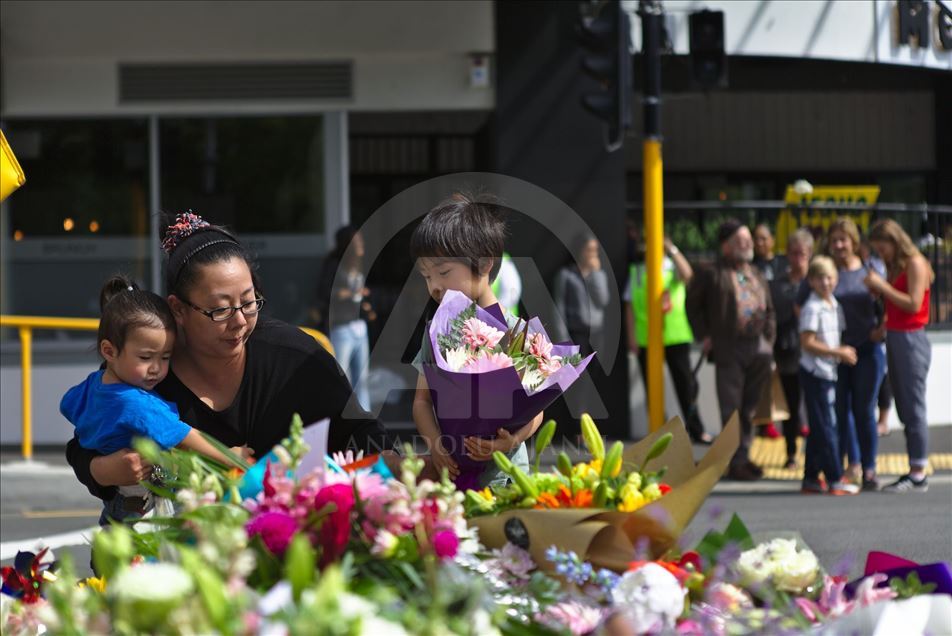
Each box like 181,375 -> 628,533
624,236 -> 713,444
491,251 -> 521,317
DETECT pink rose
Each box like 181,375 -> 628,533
432,530 -> 459,559
313,483 -> 355,566
246,510 -> 299,556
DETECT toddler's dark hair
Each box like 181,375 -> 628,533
98,275 -> 176,353
409,192 -> 507,282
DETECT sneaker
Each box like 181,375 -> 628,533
828,480 -> 861,496
882,474 -> 928,493
758,423 -> 781,439
690,432 -> 714,446
801,479 -> 827,494
745,461 -> 764,478
727,464 -> 762,482
862,477 -> 880,492
844,464 -> 862,485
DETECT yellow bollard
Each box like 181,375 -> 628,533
643,138 -> 665,433
19,326 -> 32,461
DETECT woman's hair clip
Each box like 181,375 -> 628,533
162,211 -> 210,254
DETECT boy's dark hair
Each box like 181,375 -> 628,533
98,275 -> 176,353
161,212 -> 262,300
409,192 -> 507,281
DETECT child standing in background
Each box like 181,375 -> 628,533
61,275 -> 252,525
410,193 -> 543,487
798,257 -> 859,496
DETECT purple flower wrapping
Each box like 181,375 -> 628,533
423,290 -> 595,490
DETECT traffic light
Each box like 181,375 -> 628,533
579,0 -> 632,151
689,9 -> 727,89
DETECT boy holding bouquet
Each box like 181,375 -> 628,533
411,192 -> 543,487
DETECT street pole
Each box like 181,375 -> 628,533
640,0 -> 665,433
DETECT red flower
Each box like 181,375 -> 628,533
659,483 -> 672,495
628,559 -> 691,583
313,483 -> 355,566
246,511 -> 299,556
678,551 -> 702,572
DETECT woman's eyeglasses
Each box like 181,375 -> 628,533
186,297 -> 266,322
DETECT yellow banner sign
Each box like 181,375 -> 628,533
776,185 -> 880,252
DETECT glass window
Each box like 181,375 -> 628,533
159,116 -> 326,324
1,119 -> 151,337
159,116 -> 325,233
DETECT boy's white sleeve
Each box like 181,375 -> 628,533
799,301 -> 819,333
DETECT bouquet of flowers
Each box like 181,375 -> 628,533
468,413 -> 743,572
464,414 -> 673,516
422,290 -> 594,490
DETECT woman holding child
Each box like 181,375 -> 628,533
66,213 -> 395,505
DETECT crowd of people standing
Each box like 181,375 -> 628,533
683,217 -> 935,493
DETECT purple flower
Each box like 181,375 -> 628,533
246,511 -> 299,556
433,530 -> 459,559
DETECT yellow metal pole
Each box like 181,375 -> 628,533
19,326 -> 32,461
643,139 -> 665,433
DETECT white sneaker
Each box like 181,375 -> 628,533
828,480 -> 860,496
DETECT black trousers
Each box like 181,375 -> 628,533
779,371 -> 802,460
637,343 -> 707,439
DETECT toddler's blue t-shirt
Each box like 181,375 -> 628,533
60,370 -> 191,455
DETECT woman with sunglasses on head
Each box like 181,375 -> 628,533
66,213 -> 396,501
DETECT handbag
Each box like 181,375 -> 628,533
0,130 -> 26,203
753,368 -> 790,425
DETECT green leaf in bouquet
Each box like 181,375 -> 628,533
533,420 -> 557,473
179,545 -> 232,633
642,432 -> 673,471
247,534 -> 283,590
285,532 -> 317,602
889,571 -> 938,598
197,430 -> 252,471
92,523 -> 135,581
694,513 -> 754,570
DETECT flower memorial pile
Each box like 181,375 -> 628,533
2,414 -> 950,635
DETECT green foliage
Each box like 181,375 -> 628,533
436,302 -> 478,352
889,571 -> 937,599
694,513 -> 755,570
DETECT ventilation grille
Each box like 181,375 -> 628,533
119,62 -> 352,102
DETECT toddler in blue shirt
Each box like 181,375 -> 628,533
61,275 -> 250,524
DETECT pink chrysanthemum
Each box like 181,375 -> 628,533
461,317 -> 505,350
464,351 -> 514,373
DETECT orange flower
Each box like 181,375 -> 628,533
226,468 -> 245,480
627,559 -> 690,583
534,486 -> 594,509
534,492 -> 561,509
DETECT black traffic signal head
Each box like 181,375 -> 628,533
578,0 -> 633,151
689,9 -> 727,89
